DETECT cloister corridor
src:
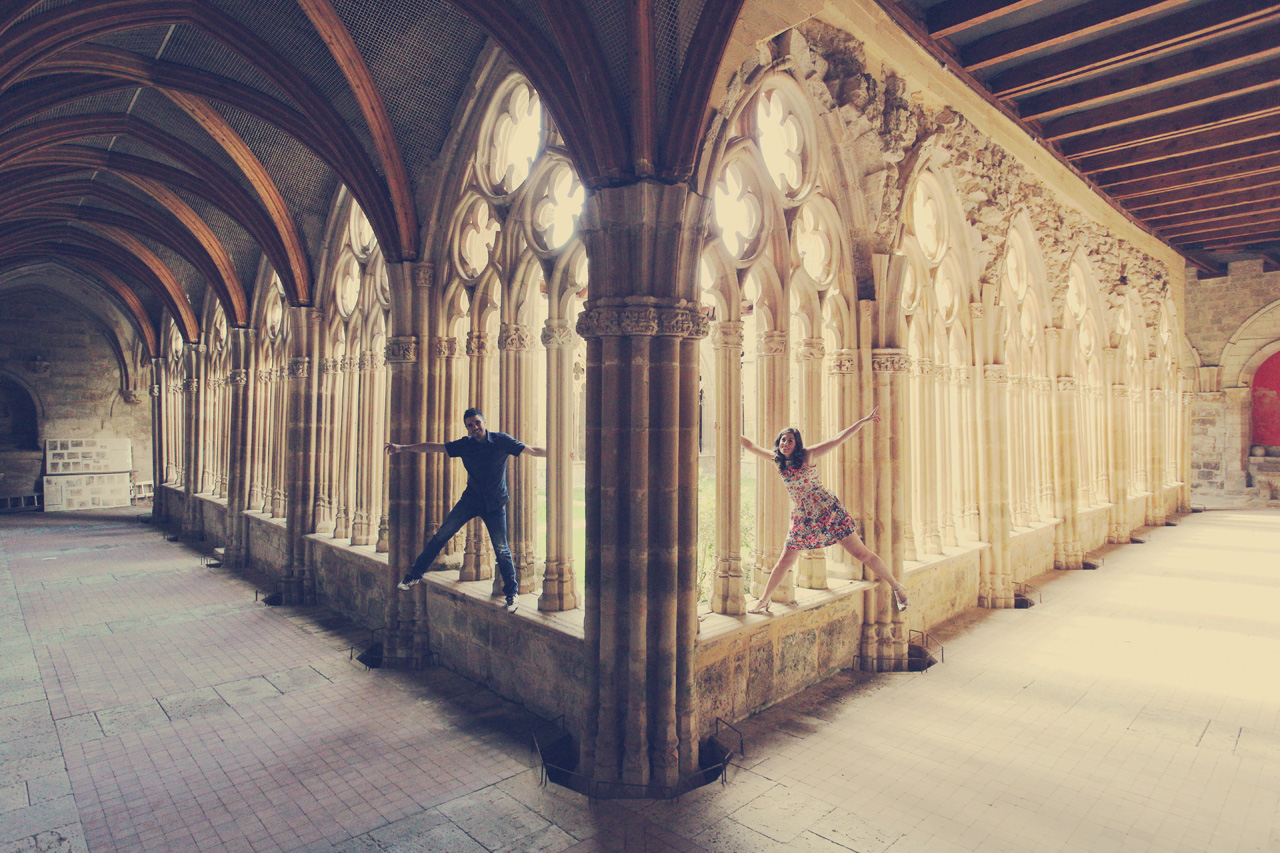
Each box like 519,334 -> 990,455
2,506 -> 1279,853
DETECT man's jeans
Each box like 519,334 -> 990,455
409,494 -> 518,597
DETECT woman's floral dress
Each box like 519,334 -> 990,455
780,463 -> 857,550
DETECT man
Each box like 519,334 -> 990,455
385,407 -> 546,612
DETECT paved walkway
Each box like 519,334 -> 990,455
2,507 -> 1280,852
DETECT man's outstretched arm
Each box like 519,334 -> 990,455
385,441 -> 447,455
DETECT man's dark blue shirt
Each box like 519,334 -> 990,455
445,431 -> 526,511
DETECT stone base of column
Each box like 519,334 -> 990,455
538,560 -> 578,611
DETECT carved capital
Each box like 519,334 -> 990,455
828,349 -> 858,375
970,303 -> 985,320
1057,376 -> 1078,392
541,321 -> 575,349
984,364 -> 1010,383
576,306 -> 620,338
954,366 -> 972,385
796,338 -> 825,363
384,336 -> 417,363
121,389 -> 141,404
1112,384 -> 1128,399
465,332 -> 489,357
757,330 -> 788,357
621,307 -> 659,336
872,349 -> 909,374
149,384 -> 161,398
499,323 -> 532,352
182,378 -> 199,393
288,356 -> 310,379
430,337 -> 456,358
714,321 -> 744,350
229,369 -> 248,387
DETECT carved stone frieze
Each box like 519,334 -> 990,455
384,336 -> 417,363
576,307 -> 621,337
621,307 -> 659,336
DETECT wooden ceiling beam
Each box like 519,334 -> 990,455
1017,23 -> 1280,121
1042,58 -> 1280,141
987,0 -> 1280,98
1082,118 -> 1280,179
1164,211 -> 1280,241
1132,179 -> 1280,217
1200,229 -> 1280,250
1152,199 -> 1280,231
1104,151 -> 1280,198
1059,88 -> 1280,158
1179,248 -> 1226,276
927,0 -> 1039,39
962,0 -> 1201,72
1260,251 -> 1280,271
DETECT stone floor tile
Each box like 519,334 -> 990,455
263,665 -> 331,694
52,715 -> 102,749
213,676 -> 283,706
158,687 -> 230,722
94,701 -> 170,737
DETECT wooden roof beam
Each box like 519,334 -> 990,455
1081,116 -> 1280,178
1042,58 -> 1280,140
987,0 -> 1280,98
962,0 -> 1200,72
1017,22 -> 1280,121
1165,211 -> 1280,241
1059,88 -> 1280,158
1132,178 -> 1280,217
927,0 -> 1040,39
1103,151 -> 1280,198
1200,229 -> 1280,250
1151,199 -> 1280,230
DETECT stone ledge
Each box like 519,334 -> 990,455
420,571 -> 586,640
304,532 -> 389,566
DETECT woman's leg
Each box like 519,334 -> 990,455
838,531 -> 908,608
750,548 -> 801,613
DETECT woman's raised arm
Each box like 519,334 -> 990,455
740,435 -> 774,461
806,407 -> 880,461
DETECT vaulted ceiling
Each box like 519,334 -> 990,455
874,0 -> 1280,276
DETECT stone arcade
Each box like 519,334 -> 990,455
2,0 -> 1278,803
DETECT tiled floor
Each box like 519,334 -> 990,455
2,507 -> 1280,852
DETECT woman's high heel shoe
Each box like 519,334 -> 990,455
748,600 -> 772,615
892,587 -> 909,612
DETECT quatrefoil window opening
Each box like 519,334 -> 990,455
756,90 -> 804,197
713,161 -> 762,260
793,204 -> 832,284
533,163 -> 584,252
457,198 -> 501,279
910,177 -> 947,264
488,83 -> 543,195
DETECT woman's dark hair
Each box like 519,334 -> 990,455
773,427 -> 806,471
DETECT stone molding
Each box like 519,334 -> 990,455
384,336 -> 417,363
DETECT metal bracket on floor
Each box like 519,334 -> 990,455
1013,581 -> 1041,607
909,629 -> 944,669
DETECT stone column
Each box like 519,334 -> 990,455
1054,376 -> 1083,568
708,321 -> 744,615
864,350 -> 908,671
938,366 -> 958,547
181,346 -> 205,538
918,358 -> 941,555
148,358 -> 163,502
795,337 -> 826,590
753,329 -> 790,603
461,331 -> 493,583
539,319 -> 579,610
351,349 -> 375,546
313,354 -> 337,535
828,347 -> 865,573
1109,382 -> 1131,542
574,180 -> 707,795
979,363 -> 1015,608
282,308 -> 319,605
499,323 -> 538,596
223,329 -> 254,568
383,331 -> 422,665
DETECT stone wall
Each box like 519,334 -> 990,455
1186,260 -> 1280,368
0,289 -> 152,496
1191,395 -> 1227,493
306,536 -> 391,629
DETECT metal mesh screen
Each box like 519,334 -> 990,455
9,89 -> 138,130
158,25 -> 296,108
578,0 -> 630,124
331,0 -> 488,179
94,26 -> 173,57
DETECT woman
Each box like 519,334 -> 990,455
741,407 -> 908,614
